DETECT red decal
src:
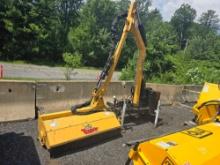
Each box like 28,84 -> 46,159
81,124 -> 98,134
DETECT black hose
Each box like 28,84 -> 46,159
71,100 -> 91,113
198,100 -> 220,110
71,14 -> 128,114
96,13 -> 127,89
138,24 -> 147,45
125,142 -> 140,165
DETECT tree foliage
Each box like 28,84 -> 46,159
120,2 -> 219,84
199,10 -> 220,32
68,0 -> 117,67
171,4 -> 196,49
0,0 -> 219,84
0,0 -> 82,62
63,52 -> 81,80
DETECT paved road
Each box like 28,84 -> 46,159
0,105 -> 193,165
1,63 -> 120,80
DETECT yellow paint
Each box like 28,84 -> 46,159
193,82 -> 220,124
38,0 -> 148,149
129,122 -> 220,164
71,0 -> 146,112
128,82 -> 220,164
38,111 -> 120,149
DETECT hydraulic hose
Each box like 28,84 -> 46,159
96,13 -> 128,89
71,13 -> 127,114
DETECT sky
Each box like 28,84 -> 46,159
151,0 -> 220,21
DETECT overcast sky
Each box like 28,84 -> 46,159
151,0 -> 220,21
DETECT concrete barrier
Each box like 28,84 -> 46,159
35,81 -> 204,114
37,81 -> 201,114
146,83 -> 184,105
0,80 -> 202,121
36,81 -> 133,114
0,80 -> 35,122
181,85 -> 202,103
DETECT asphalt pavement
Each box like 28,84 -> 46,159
1,63 -> 120,80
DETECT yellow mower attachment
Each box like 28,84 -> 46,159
126,82 -> 220,165
127,122 -> 220,165
192,82 -> 220,125
38,110 -> 120,149
38,1 -> 150,150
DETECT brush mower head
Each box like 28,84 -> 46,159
38,110 -> 120,149
128,122 -> 220,165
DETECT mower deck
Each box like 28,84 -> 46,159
38,110 -> 120,149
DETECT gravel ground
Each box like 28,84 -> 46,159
0,105 -> 193,165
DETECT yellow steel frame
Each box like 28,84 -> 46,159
128,122 -> 220,165
127,82 -> 220,165
38,1 -> 147,149
193,82 -> 220,124
76,0 -> 146,113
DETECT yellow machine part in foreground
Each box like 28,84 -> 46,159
192,82 -> 220,124
38,110 -> 120,149
128,82 -> 220,165
128,122 -> 220,165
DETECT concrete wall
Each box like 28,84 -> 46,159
0,80 -> 202,121
0,80 -> 35,122
145,83 -> 202,104
36,81 -> 133,114
181,85 -> 202,103
36,81 -> 201,114
146,83 -> 184,105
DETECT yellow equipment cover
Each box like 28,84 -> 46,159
38,110 -> 120,149
192,82 -> 220,124
129,122 -> 220,165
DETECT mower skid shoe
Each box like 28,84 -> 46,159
38,110 -> 121,149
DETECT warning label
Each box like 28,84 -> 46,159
182,128 -> 212,138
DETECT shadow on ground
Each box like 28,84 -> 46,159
50,129 -> 122,158
0,132 -> 41,165
123,112 -> 163,130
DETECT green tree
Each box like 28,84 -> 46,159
199,10 -> 220,32
55,0 -> 83,50
68,0 -> 117,67
0,0 -> 13,59
171,4 -> 196,49
0,0 -> 59,61
186,33 -> 220,61
146,22 -> 178,77
0,0 -> 82,62
163,52 -> 220,84
63,52 -> 81,80
138,0 -> 152,18
121,21 -> 178,80
116,0 -> 130,12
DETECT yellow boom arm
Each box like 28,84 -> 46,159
75,1 -> 147,113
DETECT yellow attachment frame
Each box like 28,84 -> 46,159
192,82 -> 220,125
75,0 -> 146,113
127,82 -> 220,165
38,110 -> 120,149
38,1 -> 146,149
128,122 -> 220,165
